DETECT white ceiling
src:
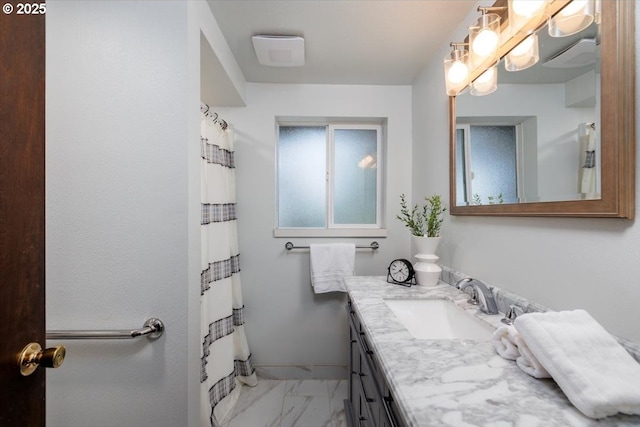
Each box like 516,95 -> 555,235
206,1 -> 477,85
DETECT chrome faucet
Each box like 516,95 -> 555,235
455,278 -> 499,315
501,304 -> 525,325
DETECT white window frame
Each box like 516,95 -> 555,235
274,120 -> 387,238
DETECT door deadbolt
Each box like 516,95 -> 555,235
18,342 -> 66,376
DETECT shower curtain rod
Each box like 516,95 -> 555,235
200,101 -> 228,130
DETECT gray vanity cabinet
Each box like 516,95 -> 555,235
345,299 -> 406,427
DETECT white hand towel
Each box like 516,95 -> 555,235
580,126 -> 597,197
515,310 -> 640,419
309,243 -> 355,293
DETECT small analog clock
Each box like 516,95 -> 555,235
387,258 -> 415,286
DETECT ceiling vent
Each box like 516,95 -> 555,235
543,38 -> 596,69
251,35 -> 305,67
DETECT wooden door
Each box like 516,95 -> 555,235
0,8 -> 47,426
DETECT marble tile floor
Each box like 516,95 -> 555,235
222,379 -> 348,427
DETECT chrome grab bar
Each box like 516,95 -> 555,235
285,241 -> 379,251
46,318 -> 164,340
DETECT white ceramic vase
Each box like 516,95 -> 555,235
412,235 -> 442,287
413,254 -> 441,287
412,235 -> 441,255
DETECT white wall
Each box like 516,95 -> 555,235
216,83 -> 412,375
412,5 -> 640,342
46,2 -> 199,426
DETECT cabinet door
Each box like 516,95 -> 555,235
348,314 -> 361,424
358,350 -> 381,426
348,300 -> 407,427
356,390 -> 374,427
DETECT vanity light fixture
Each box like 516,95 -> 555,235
469,7 -> 504,67
443,43 -> 470,96
443,0 -> 598,96
548,0 -> 595,37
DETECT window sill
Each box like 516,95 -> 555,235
273,228 -> 387,238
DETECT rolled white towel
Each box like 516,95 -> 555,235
491,325 -> 520,360
492,324 -> 551,378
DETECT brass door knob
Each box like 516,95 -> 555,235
18,342 -> 66,376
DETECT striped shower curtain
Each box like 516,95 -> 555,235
200,109 -> 257,427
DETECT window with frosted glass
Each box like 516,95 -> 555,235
333,129 -> 378,225
278,126 -> 326,227
277,123 -> 382,229
469,125 -> 518,204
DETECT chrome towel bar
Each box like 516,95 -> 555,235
285,241 -> 379,251
46,318 -> 164,340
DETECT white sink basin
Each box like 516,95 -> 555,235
383,298 -> 494,340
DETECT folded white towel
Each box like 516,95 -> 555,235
491,325 -> 551,378
309,243 -> 355,293
515,310 -> 640,419
511,331 -> 551,379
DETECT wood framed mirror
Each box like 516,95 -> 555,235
449,0 -> 634,218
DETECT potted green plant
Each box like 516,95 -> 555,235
397,193 -> 446,254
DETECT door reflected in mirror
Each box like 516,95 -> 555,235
456,124 -> 519,205
455,21 -> 599,206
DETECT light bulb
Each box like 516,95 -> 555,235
512,0 -> 546,17
476,67 -> 494,85
509,0 -> 549,36
505,34 -> 539,71
443,48 -> 469,95
469,13 -> 501,67
447,60 -> 469,84
472,28 -> 499,57
511,35 -> 534,56
471,65 -> 498,96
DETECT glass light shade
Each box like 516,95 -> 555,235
508,0 -> 550,35
548,0 -> 595,37
505,34 -> 539,71
469,13 -> 501,67
471,65 -> 498,96
443,49 -> 469,96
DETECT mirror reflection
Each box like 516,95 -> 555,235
455,20 -> 599,206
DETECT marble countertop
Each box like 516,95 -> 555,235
344,276 -> 640,427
